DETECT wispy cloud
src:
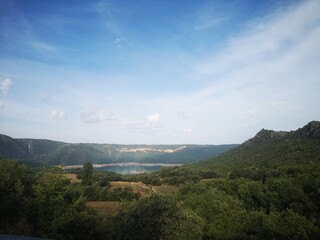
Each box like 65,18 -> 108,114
0,78 -> 12,95
199,1 -> 320,75
79,109 -> 113,123
0,1 -> 319,144
144,0 -> 320,143
195,16 -> 227,31
29,40 -> 57,54
121,120 -> 144,130
121,113 -> 164,135
93,0 -> 129,37
0,2 -> 58,58
194,3 -> 228,31
50,110 -> 66,120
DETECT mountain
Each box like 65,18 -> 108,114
0,134 -> 66,162
189,121 -> 320,176
90,144 -> 238,164
0,134 -> 238,165
46,144 -> 111,165
245,120 -> 320,144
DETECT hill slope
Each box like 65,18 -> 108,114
0,134 -> 238,165
0,134 -> 66,162
188,121 -> 320,176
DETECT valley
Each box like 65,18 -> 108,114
0,134 -> 238,165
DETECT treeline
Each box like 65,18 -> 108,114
1,157 -> 320,239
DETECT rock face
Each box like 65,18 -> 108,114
296,121 -> 320,138
255,129 -> 289,141
245,121 -> 320,145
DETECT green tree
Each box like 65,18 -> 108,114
0,160 -> 34,234
82,162 -> 93,185
178,182 -> 249,239
266,209 -> 320,240
33,171 -> 71,236
113,193 -> 203,240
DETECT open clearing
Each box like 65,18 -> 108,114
151,184 -> 178,194
85,201 -> 120,216
62,173 -> 81,183
110,181 -> 178,195
110,181 -> 151,195
62,175 -> 179,194
86,184 -> 178,216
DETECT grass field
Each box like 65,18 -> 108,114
62,173 -> 81,183
151,184 -> 178,194
85,201 -> 121,216
85,182 -> 178,216
110,181 -> 178,195
85,184 -> 178,216
110,181 -> 152,195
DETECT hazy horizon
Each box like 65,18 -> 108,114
1,0 -> 319,144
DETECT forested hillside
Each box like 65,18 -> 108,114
0,134 -> 237,165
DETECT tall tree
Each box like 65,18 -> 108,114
82,162 -> 93,185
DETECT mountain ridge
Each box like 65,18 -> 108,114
0,134 -> 238,165
189,120 -> 320,175
244,121 -> 320,145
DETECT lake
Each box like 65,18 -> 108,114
63,162 -> 182,175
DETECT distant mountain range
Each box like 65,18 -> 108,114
189,121 -> 320,174
0,134 -> 238,165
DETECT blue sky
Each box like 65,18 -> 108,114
0,0 -> 319,144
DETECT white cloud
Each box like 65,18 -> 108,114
1,1 -> 319,144
147,113 -> 160,123
0,78 -> 12,96
183,127 -> 193,134
79,109 -> 112,123
143,1 -> 320,143
198,1 -> 320,75
50,110 -> 65,120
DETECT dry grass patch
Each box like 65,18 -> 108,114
86,201 -> 120,216
110,181 -> 178,195
110,181 -> 151,195
152,185 -> 178,194
63,173 -> 81,183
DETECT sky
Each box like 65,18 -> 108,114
0,0 -> 319,144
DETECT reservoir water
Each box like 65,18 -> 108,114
97,165 -> 161,174
64,162 -> 182,175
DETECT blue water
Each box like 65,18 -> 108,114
96,165 -> 162,175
